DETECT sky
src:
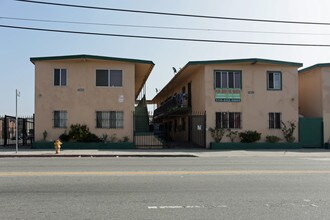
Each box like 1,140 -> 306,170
2,0 -> 330,115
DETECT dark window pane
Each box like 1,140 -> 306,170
54,69 -> 60,86
61,69 -> 67,86
215,72 -> 221,88
110,70 -> 122,87
268,73 -> 274,89
229,113 -> 235,128
110,111 -> 116,128
228,72 -> 234,88
96,111 -> 102,128
96,70 -> 109,86
221,72 -> 228,88
216,112 -> 221,128
234,72 -> 241,88
275,113 -> 281,128
221,112 -> 228,128
235,113 -> 241,128
54,111 -> 60,127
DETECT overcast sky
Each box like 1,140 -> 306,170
1,0 -> 330,115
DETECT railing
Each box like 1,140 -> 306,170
154,93 -> 189,118
0,115 -> 34,147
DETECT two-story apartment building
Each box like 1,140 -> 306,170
31,54 -> 154,142
299,63 -> 330,147
153,58 -> 302,148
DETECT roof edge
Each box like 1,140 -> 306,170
187,58 -> 302,67
30,54 -> 154,65
299,63 -> 330,74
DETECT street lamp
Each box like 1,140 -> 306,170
16,89 -> 20,153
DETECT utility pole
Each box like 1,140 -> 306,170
16,89 -> 20,153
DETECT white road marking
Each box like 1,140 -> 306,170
148,206 -> 158,209
302,158 -> 330,161
148,205 -> 227,209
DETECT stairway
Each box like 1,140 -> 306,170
134,96 -> 150,132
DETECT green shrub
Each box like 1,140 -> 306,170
266,135 -> 281,143
59,124 -> 101,142
84,133 -> 102,142
122,136 -> 129,142
209,127 -> 226,143
59,131 -> 70,142
239,130 -> 261,143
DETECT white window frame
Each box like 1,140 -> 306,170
214,71 -> 241,89
96,111 -> 124,129
96,69 -> 123,87
54,68 -> 67,86
53,110 -> 67,128
267,71 -> 282,90
269,112 -> 281,129
216,112 -> 242,129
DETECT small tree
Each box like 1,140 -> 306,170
101,134 -> 108,143
209,127 -> 226,143
226,129 -> 238,142
42,130 -> 48,141
281,121 -> 296,143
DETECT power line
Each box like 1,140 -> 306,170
1,24 -> 330,47
2,16 -> 330,36
16,0 -> 330,26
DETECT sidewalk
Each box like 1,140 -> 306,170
1,148 -> 330,158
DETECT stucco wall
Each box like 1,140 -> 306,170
298,69 -> 323,117
322,67 -> 330,143
34,59 -> 135,141
205,64 -> 299,146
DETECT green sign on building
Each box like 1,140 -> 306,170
215,89 -> 241,102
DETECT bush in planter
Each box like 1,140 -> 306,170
226,129 -> 239,142
281,121 -> 296,143
209,127 -> 226,143
266,135 -> 281,143
59,124 -> 101,142
59,131 -> 70,142
239,130 -> 261,143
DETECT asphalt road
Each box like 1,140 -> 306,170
0,157 -> 330,220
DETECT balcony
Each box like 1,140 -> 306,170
154,93 -> 190,119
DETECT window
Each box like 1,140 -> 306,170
216,112 -> 241,129
96,111 -> 123,128
269,112 -> 281,129
267,71 -> 282,90
214,71 -> 241,89
53,111 -> 67,128
54,69 -> 67,86
96,70 -> 122,87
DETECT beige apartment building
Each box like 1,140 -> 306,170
31,54 -> 154,142
299,63 -> 330,146
153,58 -> 302,148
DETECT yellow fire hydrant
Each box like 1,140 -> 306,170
54,139 -> 62,154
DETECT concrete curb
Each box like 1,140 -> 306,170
0,154 -> 198,158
